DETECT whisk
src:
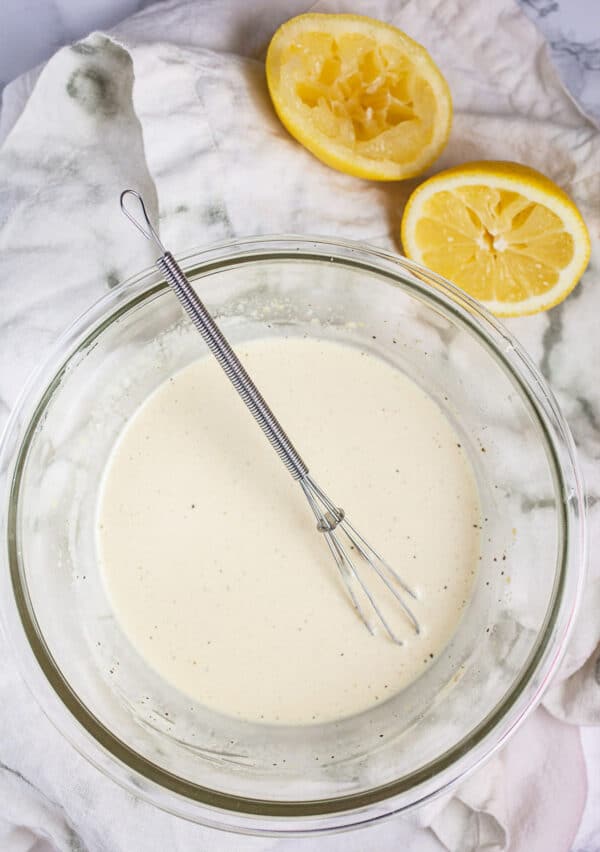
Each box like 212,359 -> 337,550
120,190 -> 420,644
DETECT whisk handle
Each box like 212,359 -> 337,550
157,251 -> 309,481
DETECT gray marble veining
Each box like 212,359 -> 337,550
518,0 -> 600,127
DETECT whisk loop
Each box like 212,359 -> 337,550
120,190 -> 421,644
120,189 -> 165,253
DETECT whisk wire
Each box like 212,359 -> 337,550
339,518 -> 421,633
321,529 -> 374,635
330,525 -> 403,645
299,474 -> 419,644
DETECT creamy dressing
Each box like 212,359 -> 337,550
98,337 -> 480,724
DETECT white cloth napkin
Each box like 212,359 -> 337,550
0,1 -> 599,850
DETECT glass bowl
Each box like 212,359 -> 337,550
0,236 -> 584,834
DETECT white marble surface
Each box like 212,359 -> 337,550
0,0 -> 155,93
1,0 -> 599,126
0,1 -> 599,851
519,0 -> 600,128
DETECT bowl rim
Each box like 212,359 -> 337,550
0,234 -> 586,834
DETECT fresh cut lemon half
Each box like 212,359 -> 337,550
401,161 -> 591,316
266,13 -> 452,180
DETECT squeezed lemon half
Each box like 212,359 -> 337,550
266,13 -> 452,180
401,161 -> 591,316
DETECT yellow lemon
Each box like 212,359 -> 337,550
401,161 -> 591,316
266,13 -> 452,180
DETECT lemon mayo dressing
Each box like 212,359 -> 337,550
98,337 -> 480,724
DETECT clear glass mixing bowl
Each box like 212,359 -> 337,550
0,237 -> 584,834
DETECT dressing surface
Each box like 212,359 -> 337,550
98,337 -> 480,724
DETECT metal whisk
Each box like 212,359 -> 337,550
120,190 -> 420,644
